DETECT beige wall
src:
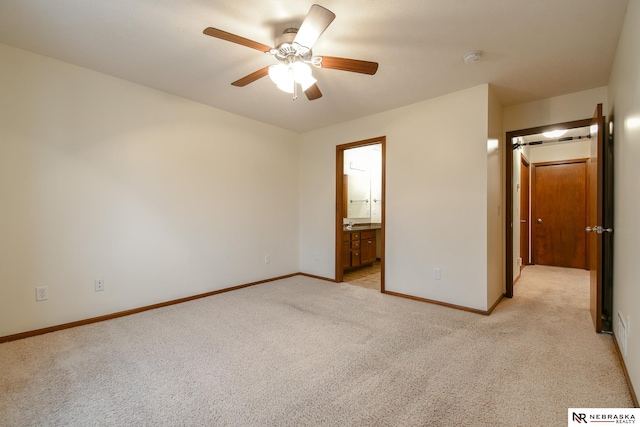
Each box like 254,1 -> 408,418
487,86 -> 504,307
504,87 -> 608,132
0,44 -> 300,337
608,0 -> 640,399
528,140 -> 591,164
299,85 -> 493,311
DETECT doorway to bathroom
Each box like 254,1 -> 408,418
335,136 -> 385,292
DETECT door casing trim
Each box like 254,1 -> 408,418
505,119 -> 592,297
335,136 -> 386,291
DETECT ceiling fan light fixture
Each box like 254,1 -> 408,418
268,61 -> 316,93
543,129 -> 567,138
277,82 -> 295,94
291,61 -> 311,77
269,64 -> 294,93
268,63 -> 289,84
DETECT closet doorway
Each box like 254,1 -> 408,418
506,105 -> 613,332
335,136 -> 385,292
508,119 -> 592,290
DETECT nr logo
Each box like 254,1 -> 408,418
573,412 -> 588,423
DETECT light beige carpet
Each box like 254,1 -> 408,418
0,265 -> 633,426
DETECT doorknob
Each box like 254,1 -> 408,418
586,226 -> 614,233
537,218 -> 542,223
520,219 -> 527,223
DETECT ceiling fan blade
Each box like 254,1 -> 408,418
231,66 -> 270,87
293,4 -> 336,49
320,56 -> 379,75
304,83 -> 322,100
203,27 -> 272,53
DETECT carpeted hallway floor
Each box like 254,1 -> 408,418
0,265 -> 634,426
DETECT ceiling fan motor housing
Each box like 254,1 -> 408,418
273,28 -> 312,62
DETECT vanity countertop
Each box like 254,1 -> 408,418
343,223 -> 381,232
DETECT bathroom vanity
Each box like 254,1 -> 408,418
342,226 -> 378,270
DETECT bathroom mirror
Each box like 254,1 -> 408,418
343,144 -> 382,222
346,175 -> 371,219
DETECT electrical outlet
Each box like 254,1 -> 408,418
35,286 -> 48,301
433,268 -> 442,280
314,252 -> 320,262
264,254 -> 270,264
94,279 -> 105,292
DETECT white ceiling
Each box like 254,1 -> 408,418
0,0 -> 629,133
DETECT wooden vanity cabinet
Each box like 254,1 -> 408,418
350,232 -> 361,268
360,230 -> 376,265
343,229 -> 376,270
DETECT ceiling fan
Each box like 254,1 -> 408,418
203,4 -> 379,100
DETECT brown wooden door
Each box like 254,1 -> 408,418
532,160 -> 588,269
519,156 -> 530,268
588,104 -> 605,332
